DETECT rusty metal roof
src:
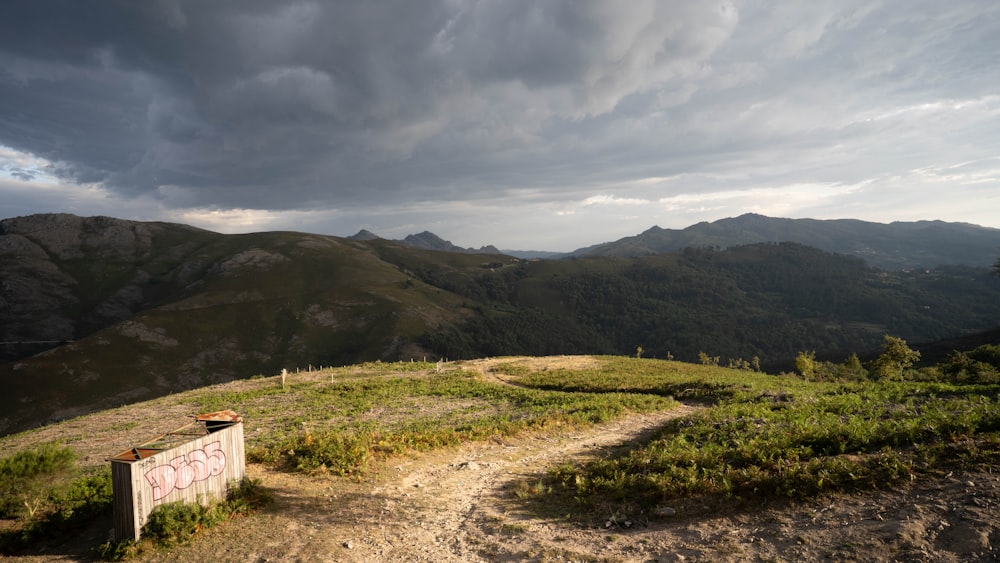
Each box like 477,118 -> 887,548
195,409 -> 243,423
108,410 -> 242,462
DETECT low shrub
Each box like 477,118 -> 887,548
546,378 -> 1000,520
141,501 -> 218,547
141,477 -> 270,547
0,443 -> 76,518
0,467 -> 113,554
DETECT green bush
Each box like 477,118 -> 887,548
139,477 -> 271,548
970,344 -> 1000,369
93,538 -> 136,561
142,501 -> 216,547
93,477 -> 269,559
49,469 -> 114,523
940,349 -> 1000,384
224,476 -> 273,516
0,467 -> 113,554
0,443 -> 76,518
869,335 -> 920,380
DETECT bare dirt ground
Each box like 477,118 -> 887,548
5,356 -> 999,562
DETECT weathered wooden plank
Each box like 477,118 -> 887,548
110,413 -> 246,541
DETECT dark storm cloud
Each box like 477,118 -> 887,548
1,0 -> 998,243
0,1 -> 741,209
7,168 -> 34,181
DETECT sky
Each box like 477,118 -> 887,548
1,1 -> 999,252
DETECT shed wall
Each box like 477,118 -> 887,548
112,422 -> 245,541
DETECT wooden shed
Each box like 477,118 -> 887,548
108,410 -> 246,541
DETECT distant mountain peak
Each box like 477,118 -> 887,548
346,227 -> 501,254
403,231 -> 449,246
348,229 -> 381,240
402,231 -> 501,255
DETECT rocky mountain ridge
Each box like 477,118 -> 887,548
350,213 -> 1000,269
0,214 -> 213,347
349,229 -> 501,254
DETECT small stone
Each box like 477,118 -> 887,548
654,506 -> 676,517
342,541 -> 353,549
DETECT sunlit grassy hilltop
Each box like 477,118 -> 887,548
2,353 -> 998,558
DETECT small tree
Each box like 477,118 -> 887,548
870,335 -> 921,380
842,353 -> 867,380
795,350 -> 816,379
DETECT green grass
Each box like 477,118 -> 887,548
525,360 -> 1000,521
185,357 -> 999,496
201,361 -> 677,475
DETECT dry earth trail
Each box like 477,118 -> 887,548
144,407 -> 701,562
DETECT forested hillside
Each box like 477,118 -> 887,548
3,214 -> 999,435
399,243 -> 1000,368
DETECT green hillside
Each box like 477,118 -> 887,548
1,218 -> 499,435
3,214 -> 1000,437
411,243 -> 1000,367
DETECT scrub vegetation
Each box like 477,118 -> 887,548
0,337 -> 998,559
0,445 -> 114,553
540,357 -> 1000,522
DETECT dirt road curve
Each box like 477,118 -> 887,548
144,407 -> 695,562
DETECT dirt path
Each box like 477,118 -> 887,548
366,407 -> 701,562
139,406 -> 697,562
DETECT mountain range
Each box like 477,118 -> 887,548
2,212 -> 999,436
355,213 -> 1000,270
349,229 -> 501,255
571,213 -> 1000,269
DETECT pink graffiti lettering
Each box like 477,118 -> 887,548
144,441 -> 227,501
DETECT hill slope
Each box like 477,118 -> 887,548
0,214 -> 510,435
3,213 -> 1000,436
415,243 -> 1000,367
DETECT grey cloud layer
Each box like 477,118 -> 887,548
0,1 -> 997,214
